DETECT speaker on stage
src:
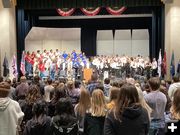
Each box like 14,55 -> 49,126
2,0 -> 16,8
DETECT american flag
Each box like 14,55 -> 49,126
12,55 -> 18,78
20,51 -> 26,75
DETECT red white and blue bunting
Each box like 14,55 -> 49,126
106,7 -> 127,15
56,7 -> 126,16
56,8 -> 75,16
80,7 -> 101,16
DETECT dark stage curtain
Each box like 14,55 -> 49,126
17,0 -> 163,9
81,28 -> 97,57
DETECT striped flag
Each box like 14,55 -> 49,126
162,50 -> 167,75
170,50 -> 175,77
158,49 -> 162,77
12,55 -> 18,78
20,51 -> 26,75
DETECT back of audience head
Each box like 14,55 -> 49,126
172,75 -> 179,83
0,82 -> 10,98
67,81 -> 74,90
55,98 -> 74,115
104,78 -> 110,85
26,85 -> 41,105
171,89 -> 180,120
5,78 -> 11,85
109,87 -> 120,102
111,81 -> 119,88
74,80 -> 81,89
52,86 -> 67,103
20,76 -> 27,83
115,84 -> 139,120
47,78 -> 52,85
32,100 -> 47,118
148,77 -> 160,91
91,89 -> 106,117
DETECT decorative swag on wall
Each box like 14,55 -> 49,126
56,7 -> 127,16
57,6 -> 126,16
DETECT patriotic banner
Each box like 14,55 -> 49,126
20,51 -> 26,75
162,50 -> 167,75
12,55 -> 18,78
106,6 -> 127,15
158,49 -> 162,77
170,50 -> 175,77
56,8 -> 75,16
3,54 -> 9,77
80,7 -> 101,16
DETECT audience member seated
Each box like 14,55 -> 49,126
107,87 -> 120,110
144,77 -> 167,135
50,98 -> 78,135
168,75 -> 180,101
0,82 -> 24,135
74,87 -> 91,134
84,89 -> 106,135
15,76 -> 29,101
23,100 -> 51,135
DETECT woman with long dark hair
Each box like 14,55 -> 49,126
104,84 -> 150,135
23,100 -> 51,135
50,98 -> 78,135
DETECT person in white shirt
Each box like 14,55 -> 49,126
152,58 -> 158,77
168,75 -> 180,101
44,78 -> 55,102
0,82 -> 24,135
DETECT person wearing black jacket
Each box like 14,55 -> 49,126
23,100 -> 51,135
50,98 -> 78,135
104,84 -> 150,135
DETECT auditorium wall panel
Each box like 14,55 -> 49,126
43,40 -> 62,51
97,40 -> 114,55
132,40 -> 149,57
114,40 -> 132,56
0,8 -> 16,78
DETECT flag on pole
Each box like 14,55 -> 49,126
12,55 -> 18,78
162,50 -> 167,75
3,54 -> 9,77
170,50 -> 175,77
20,51 -> 26,75
158,49 -> 162,77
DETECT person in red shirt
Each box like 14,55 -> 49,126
39,61 -> 45,79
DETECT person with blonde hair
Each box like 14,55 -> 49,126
104,84 -> 149,135
74,87 -> 91,134
84,89 -> 107,135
